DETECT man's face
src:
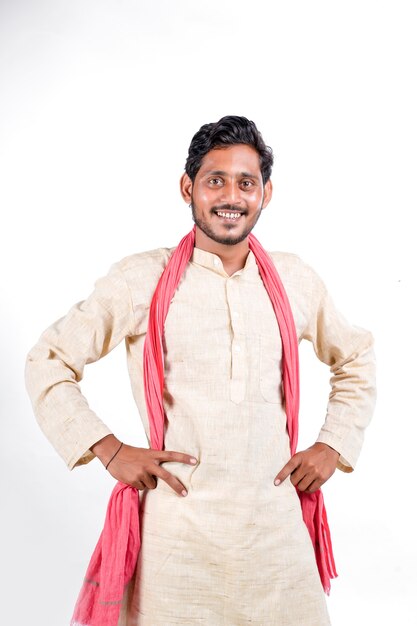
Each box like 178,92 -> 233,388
181,144 -> 272,246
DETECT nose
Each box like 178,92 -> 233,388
221,181 -> 242,206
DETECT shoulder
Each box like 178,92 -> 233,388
107,247 -> 175,287
101,247 -> 176,309
264,251 -> 329,333
267,251 -> 326,296
114,247 -> 174,275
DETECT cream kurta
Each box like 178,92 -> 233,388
25,246 -> 376,626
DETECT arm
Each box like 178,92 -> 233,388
275,266 -> 376,491
25,264 -> 133,469
25,263 -> 198,494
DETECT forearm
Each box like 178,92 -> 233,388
316,343 -> 377,471
25,349 -> 113,468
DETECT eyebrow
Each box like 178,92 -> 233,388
205,169 -> 259,179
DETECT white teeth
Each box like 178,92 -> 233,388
217,212 -> 241,219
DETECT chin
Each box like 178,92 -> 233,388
211,229 -> 251,246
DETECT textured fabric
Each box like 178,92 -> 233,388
25,244 -> 376,625
143,230 -> 196,452
71,482 -> 140,626
247,233 -> 337,592
143,228 -> 336,593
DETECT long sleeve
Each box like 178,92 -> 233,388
301,271 -> 376,472
25,264 -> 135,469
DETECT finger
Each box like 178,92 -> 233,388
153,450 -> 198,466
305,479 -> 322,493
154,465 -> 188,497
296,474 -> 316,492
274,454 -> 301,485
141,473 -> 157,490
291,461 -> 318,487
127,475 -> 147,490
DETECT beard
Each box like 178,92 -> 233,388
190,201 -> 262,246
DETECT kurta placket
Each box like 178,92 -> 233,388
219,258 -> 246,405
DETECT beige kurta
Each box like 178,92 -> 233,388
25,246 -> 376,626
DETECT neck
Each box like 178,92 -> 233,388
194,226 -> 250,275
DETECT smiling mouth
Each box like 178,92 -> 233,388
214,210 -> 244,220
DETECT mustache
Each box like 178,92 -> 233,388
210,204 -> 247,214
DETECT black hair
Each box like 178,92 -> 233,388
185,115 -> 274,184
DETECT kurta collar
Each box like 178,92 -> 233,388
191,246 -> 257,278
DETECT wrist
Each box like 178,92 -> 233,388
316,442 -> 340,459
90,434 -> 122,467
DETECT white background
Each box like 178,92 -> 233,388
1,1 -> 416,624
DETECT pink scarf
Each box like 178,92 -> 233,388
71,227 -> 336,626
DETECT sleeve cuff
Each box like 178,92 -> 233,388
67,425 -> 113,470
315,431 -> 355,473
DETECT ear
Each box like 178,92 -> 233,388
261,179 -> 273,209
180,172 -> 193,204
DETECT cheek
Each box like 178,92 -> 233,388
249,190 -> 264,207
194,189 -> 216,207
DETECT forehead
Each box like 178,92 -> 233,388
197,144 -> 262,177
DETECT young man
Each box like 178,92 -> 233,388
26,115 -> 376,625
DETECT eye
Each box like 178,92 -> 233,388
241,180 -> 254,189
208,178 -> 223,186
